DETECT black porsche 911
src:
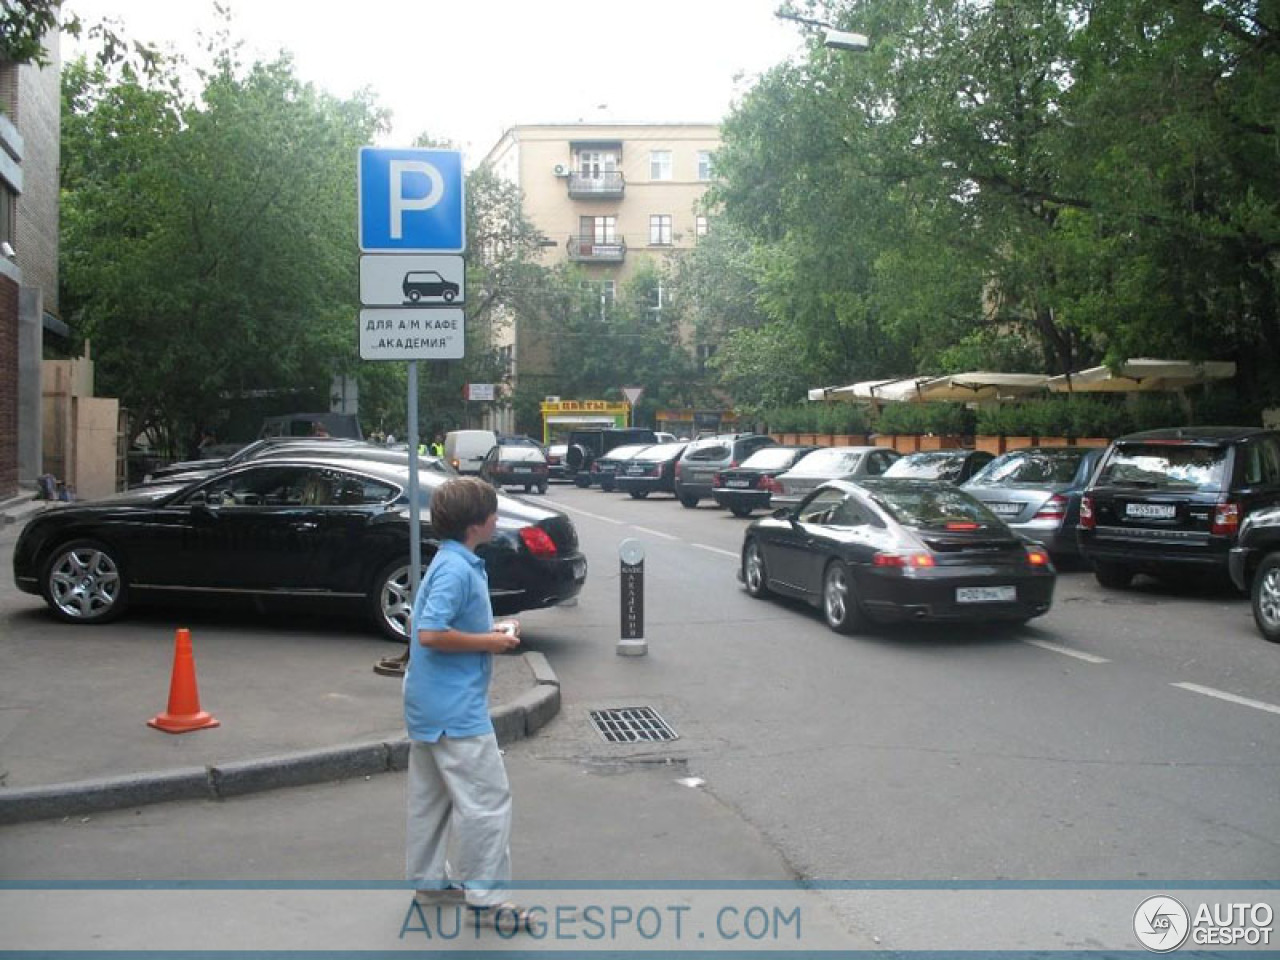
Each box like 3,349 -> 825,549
739,478 -> 1055,634
13,456 -> 587,641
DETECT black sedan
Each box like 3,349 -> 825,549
614,443 -> 688,498
740,478 -> 1055,634
143,436 -> 369,484
13,457 -> 587,642
479,444 -> 550,493
712,446 -> 818,517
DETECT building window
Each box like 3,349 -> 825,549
602,280 -> 616,308
649,214 -> 672,246
650,282 -> 666,313
695,215 -> 709,238
580,215 -> 617,243
0,185 -> 13,247
650,150 -> 672,180
577,150 -> 618,178
697,343 -> 718,373
697,151 -> 714,180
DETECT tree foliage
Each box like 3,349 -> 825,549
61,36 -> 386,452
690,0 -> 1280,411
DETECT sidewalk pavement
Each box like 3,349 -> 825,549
0,488 -> 45,527
0,491 -> 561,824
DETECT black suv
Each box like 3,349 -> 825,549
1230,505 -> 1280,643
673,433 -> 777,508
1078,426 -> 1280,589
565,428 -> 658,487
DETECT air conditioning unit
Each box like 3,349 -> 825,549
553,164 -> 569,177
545,395 -> 561,403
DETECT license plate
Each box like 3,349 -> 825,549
990,502 -> 1022,517
956,586 -> 1017,603
513,467 -> 531,473
572,558 -> 587,579
1126,502 -> 1176,519
726,479 -> 750,488
627,466 -> 645,475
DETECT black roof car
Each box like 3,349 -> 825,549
143,436 -> 370,484
143,439 -> 451,486
1078,426 -> 1280,590
740,478 -> 1055,634
13,457 -> 586,641
564,428 -> 658,486
615,443 -> 689,499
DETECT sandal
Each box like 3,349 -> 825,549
469,901 -> 545,933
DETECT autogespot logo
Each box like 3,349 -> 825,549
1134,895 -> 1191,952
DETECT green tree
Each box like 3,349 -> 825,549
61,40 -> 386,453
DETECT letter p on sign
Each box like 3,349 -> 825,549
358,148 -> 465,253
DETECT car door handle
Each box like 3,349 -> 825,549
292,521 -> 318,532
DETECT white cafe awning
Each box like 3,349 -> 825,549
1046,359 -> 1236,393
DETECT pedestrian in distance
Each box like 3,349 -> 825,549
404,476 -> 541,933
430,433 -> 445,458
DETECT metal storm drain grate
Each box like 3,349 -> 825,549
589,707 -> 679,743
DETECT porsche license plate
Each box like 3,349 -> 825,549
956,586 -> 1017,604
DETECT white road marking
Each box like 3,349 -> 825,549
549,501 -> 625,525
631,525 -> 677,541
1022,639 -> 1110,664
692,543 -> 739,559
1171,682 -> 1280,717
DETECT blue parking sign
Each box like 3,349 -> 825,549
358,147 -> 465,252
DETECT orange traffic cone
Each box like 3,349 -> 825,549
147,628 -> 220,734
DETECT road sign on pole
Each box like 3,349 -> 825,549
359,308 -> 465,361
358,148 -> 465,252
360,254 -> 465,307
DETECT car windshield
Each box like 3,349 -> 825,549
884,453 -> 964,480
602,444 -> 649,461
788,449 -> 864,476
740,447 -> 803,470
968,449 -> 1085,487
1097,443 -> 1228,492
499,447 -> 545,462
634,445 -> 684,462
870,485 -> 1002,530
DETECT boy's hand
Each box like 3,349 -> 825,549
490,623 -> 521,651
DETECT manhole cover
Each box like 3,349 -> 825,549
589,707 -> 678,743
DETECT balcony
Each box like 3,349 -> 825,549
567,235 -> 627,263
568,170 -> 625,200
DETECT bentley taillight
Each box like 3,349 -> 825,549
518,526 -> 558,557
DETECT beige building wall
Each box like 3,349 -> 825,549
481,124 -> 719,427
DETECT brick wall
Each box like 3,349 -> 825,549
0,273 -> 18,498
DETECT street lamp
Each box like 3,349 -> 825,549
775,11 -> 870,52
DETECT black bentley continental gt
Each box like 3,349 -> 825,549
740,478 -> 1055,634
13,457 -> 587,641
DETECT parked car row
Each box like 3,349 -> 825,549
566,426 -> 1280,645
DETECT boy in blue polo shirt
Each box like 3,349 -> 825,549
404,477 -> 537,929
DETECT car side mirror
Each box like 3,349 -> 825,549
771,507 -> 791,521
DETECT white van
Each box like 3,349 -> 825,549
444,429 -> 498,475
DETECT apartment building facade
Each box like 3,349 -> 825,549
480,123 -> 719,434
0,35 -> 62,499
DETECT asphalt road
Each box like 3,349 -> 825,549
2,483 -> 1277,890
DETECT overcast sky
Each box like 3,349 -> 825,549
65,0 -> 806,163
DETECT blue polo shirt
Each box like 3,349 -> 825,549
403,540 -> 494,741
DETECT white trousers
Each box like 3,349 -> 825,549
405,734 -> 512,907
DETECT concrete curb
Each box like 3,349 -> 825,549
0,652 -> 561,825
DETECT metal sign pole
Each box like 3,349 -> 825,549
407,361 -> 422,597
